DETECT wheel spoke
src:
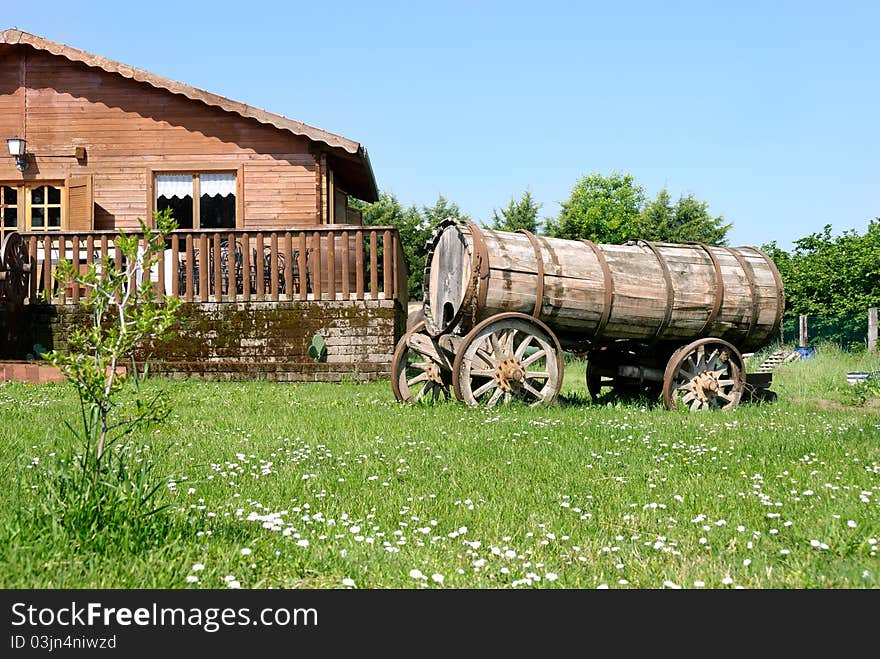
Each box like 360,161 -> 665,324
406,372 -> 428,387
681,391 -> 696,404
474,347 -> 495,369
503,329 -> 517,353
690,398 -> 703,411
472,379 -> 497,398
470,368 -> 495,377
490,332 -> 504,358
525,370 -> 549,379
522,349 -> 546,367
515,334 -> 533,358
487,387 -> 504,407
416,382 -> 431,401
522,381 -> 543,399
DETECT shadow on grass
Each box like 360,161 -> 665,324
557,390 -> 666,409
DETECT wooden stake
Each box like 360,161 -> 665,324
798,314 -> 808,347
869,307 -> 878,352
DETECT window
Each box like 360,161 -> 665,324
156,172 -> 236,229
29,185 -> 63,230
0,183 -> 70,232
1,186 -> 17,235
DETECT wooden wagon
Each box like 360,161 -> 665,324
391,220 -> 784,411
0,232 -> 30,305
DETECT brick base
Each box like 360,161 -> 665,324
0,362 -> 67,383
8,300 -> 405,382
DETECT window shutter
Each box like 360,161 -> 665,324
66,175 -> 94,231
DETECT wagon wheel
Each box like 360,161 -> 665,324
0,232 -> 31,305
662,338 -> 745,411
391,321 -> 452,404
452,312 -> 563,408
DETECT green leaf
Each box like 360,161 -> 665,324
308,334 -> 327,362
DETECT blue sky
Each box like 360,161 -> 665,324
5,1 -> 878,249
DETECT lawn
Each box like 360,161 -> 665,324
1,346 -> 877,589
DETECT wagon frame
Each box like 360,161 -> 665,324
391,220 -> 783,412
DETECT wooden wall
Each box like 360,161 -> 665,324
0,48 -> 338,230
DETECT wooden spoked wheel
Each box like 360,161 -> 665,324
0,232 -> 31,305
390,321 -> 452,404
452,312 -> 563,408
662,338 -> 745,411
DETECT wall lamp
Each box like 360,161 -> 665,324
7,136 -> 28,172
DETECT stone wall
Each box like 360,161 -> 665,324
17,300 -> 405,382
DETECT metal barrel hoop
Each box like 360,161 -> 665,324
517,229 -> 544,319
580,239 -> 614,342
721,246 -> 759,342
466,221 -> 491,329
636,239 -> 675,342
749,246 -> 787,343
686,242 -> 725,338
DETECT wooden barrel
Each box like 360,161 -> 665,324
423,220 -> 784,352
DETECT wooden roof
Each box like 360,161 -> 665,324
0,29 -> 378,201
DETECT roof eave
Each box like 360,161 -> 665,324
0,28 -> 364,156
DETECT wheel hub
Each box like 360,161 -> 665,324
691,371 -> 720,402
424,361 -> 443,384
494,356 -> 525,392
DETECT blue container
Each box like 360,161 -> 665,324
795,346 -> 816,359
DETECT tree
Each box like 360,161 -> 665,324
44,209 -> 181,475
38,210 -> 182,538
762,220 -> 880,317
421,194 -> 470,227
353,192 -> 424,300
490,190 -> 542,233
638,189 -> 731,245
354,192 -> 470,300
545,172 -> 645,243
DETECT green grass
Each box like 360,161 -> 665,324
0,346 -> 878,589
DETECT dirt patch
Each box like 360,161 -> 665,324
790,397 -> 880,413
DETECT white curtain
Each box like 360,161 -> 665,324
156,174 -> 193,199
200,173 -> 236,197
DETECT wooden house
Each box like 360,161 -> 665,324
0,29 -> 407,381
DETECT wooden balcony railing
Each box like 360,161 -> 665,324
19,226 -> 408,306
